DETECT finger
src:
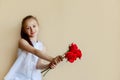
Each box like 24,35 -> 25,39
50,64 -> 56,69
59,56 -> 63,61
54,59 -> 57,65
56,56 -> 63,63
55,57 -> 60,64
54,56 -> 62,64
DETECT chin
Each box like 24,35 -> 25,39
30,35 -> 35,37
30,34 -> 37,37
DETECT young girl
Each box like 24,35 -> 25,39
4,15 -> 63,80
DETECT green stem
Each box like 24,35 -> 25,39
42,68 -> 50,77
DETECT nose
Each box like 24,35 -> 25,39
30,27 -> 34,32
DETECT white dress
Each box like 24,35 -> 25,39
4,41 -> 43,80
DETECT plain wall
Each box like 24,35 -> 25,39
0,0 -> 120,80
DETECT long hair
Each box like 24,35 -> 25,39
21,15 -> 39,46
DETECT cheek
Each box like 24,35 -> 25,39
35,27 -> 39,32
25,29 -> 30,34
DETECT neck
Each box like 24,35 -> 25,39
30,36 -> 38,42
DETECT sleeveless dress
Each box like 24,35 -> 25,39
4,41 -> 43,80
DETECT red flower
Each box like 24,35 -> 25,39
65,43 -> 82,63
76,49 -> 82,59
69,43 -> 78,51
65,52 -> 77,63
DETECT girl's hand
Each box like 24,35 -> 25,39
49,55 -> 63,69
53,55 -> 63,65
49,62 -> 56,69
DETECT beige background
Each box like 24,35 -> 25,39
0,0 -> 120,80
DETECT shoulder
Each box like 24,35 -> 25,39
37,40 -> 43,45
19,38 -> 27,42
37,40 -> 45,48
18,38 -> 30,48
38,41 -> 46,53
18,38 -> 36,53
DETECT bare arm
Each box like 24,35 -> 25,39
19,39 -> 53,62
36,59 -> 49,70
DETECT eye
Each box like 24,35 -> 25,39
33,25 -> 36,28
26,27 -> 30,30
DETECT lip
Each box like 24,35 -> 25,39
31,32 -> 35,34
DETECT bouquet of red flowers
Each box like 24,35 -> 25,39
42,43 -> 82,76
65,43 -> 82,63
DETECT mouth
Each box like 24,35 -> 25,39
31,32 -> 35,35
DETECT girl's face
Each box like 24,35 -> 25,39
24,18 -> 39,38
